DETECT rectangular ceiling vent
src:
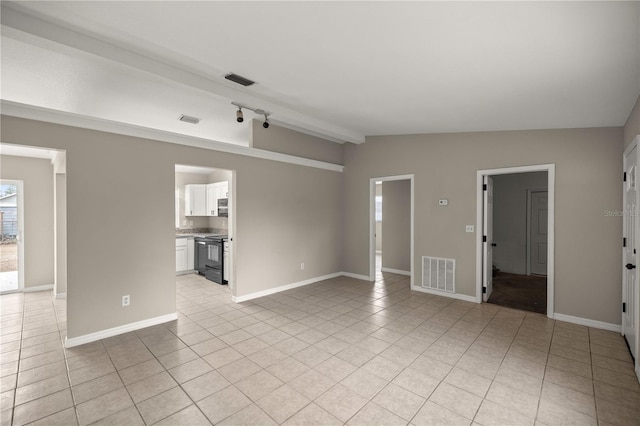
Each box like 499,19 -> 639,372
422,256 -> 455,293
178,114 -> 200,124
224,73 -> 255,87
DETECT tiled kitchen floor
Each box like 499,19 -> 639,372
1,272 -> 639,426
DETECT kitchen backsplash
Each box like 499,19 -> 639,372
176,228 -> 227,234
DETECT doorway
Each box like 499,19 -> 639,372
476,165 -> 555,318
0,180 -> 24,293
369,175 -> 414,285
174,165 -> 235,295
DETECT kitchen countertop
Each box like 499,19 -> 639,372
176,233 -> 227,238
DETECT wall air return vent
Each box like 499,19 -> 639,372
224,73 -> 255,87
422,256 -> 455,293
178,115 -> 200,124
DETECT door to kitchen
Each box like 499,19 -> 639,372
482,176 -> 494,301
623,143 -> 638,360
0,180 -> 24,293
528,190 -> 548,276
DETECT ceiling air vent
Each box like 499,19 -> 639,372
178,114 -> 200,124
224,73 -> 255,87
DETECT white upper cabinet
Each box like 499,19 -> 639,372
206,183 -> 217,216
185,184 -> 206,216
186,181 -> 228,217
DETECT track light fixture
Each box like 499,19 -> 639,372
231,102 -> 271,129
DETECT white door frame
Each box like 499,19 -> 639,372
622,136 -> 640,380
369,174 -> 414,286
0,179 -> 25,293
476,164 -> 555,318
526,188 -> 549,276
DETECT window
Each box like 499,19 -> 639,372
375,195 -> 382,222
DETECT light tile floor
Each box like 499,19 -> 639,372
1,272 -> 639,425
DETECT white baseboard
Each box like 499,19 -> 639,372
55,292 -> 66,299
381,267 -> 411,276
553,313 -> 621,332
341,272 -> 372,281
65,312 -> 178,348
23,284 -> 54,293
232,272 -> 343,303
411,285 -> 478,303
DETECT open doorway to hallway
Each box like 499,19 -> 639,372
489,172 -> 548,314
0,180 -> 23,293
477,165 -> 555,318
369,175 -> 414,286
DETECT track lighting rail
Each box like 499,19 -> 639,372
231,101 -> 271,128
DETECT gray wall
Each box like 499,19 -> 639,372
492,172 -> 548,275
0,155 -> 55,289
1,116 -> 343,340
381,180 -> 411,272
625,95 -> 640,148
343,128 -> 623,325
251,120 -> 344,165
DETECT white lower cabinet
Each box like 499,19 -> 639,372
187,238 -> 194,271
176,238 -> 189,272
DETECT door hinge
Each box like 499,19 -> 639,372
483,235 -> 487,242
483,184 -> 487,191
624,172 -> 627,182
482,286 -> 487,294
623,237 -> 627,248
623,302 -> 626,313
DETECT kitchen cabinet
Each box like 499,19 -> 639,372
176,237 -> 195,273
185,184 -> 206,216
206,181 -> 229,217
187,238 -> 194,271
206,183 -> 217,216
176,238 -> 188,272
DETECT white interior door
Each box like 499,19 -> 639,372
623,145 -> 638,360
483,176 -> 494,302
529,191 -> 548,276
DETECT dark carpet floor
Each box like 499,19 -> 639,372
488,272 -> 547,314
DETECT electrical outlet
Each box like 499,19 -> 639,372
439,199 -> 448,206
300,263 -> 305,270
466,225 -> 474,233
122,295 -> 130,307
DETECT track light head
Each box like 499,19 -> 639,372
263,114 -> 270,129
236,108 -> 244,123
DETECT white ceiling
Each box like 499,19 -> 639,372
1,1 -> 639,146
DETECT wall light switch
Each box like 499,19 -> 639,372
466,225 -> 474,233
439,199 -> 448,206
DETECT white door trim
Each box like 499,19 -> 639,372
526,188 -> 549,276
476,164 -> 555,318
369,174 -> 414,286
0,179 -> 25,293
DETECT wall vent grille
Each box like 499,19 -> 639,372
422,256 -> 455,293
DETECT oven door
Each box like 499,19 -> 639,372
205,240 -> 222,269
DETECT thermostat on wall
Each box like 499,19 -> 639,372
438,199 -> 448,206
